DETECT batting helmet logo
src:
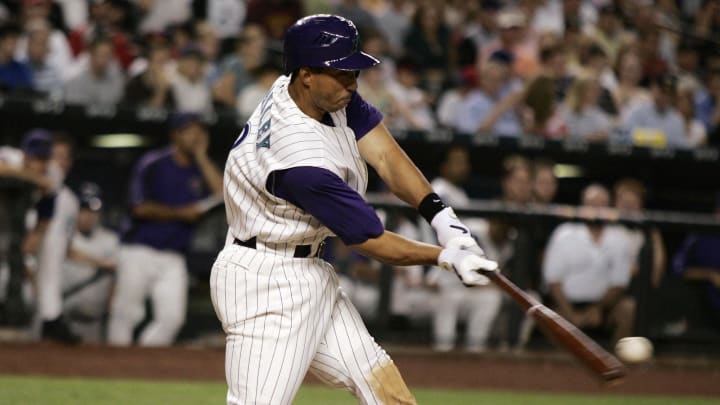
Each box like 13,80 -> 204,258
283,14 -> 380,74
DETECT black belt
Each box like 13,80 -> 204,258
233,237 -> 323,258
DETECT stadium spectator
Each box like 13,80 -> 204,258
23,20 -> 63,96
524,75 -> 568,138
621,73 -> 687,148
236,62 -> 281,118
357,64 -> 393,118
402,3 -> 451,76
372,0 -> 412,58
694,69 -> 720,140
488,155 -> 536,351
17,0 -> 74,64
212,24 -> 268,110
436,66 -> 478,130
123,43 -> 175,110
454,0 -> 500,67
481,7 -> 539,80
386,56 -> 435,132
168,45 -> 212,114
63,36 -> 124,107
613,178 -> 666,288
611,47 -> 651,119
426,145 -> 502,353
532,157 -> 557,204
108,112 -> 222,347
191,0 -> 247,56
453,60 -> 524,137
561,72 -> 614,141
543,184 -> 636,343
0,23 -> 33,92
16,15 -> 72,82
675,40 -> 703,95
584,5 -> 633,65
66,0 -> 135,70
61,182 -> 118,343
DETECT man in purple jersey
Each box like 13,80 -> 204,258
211,14 -> 498,404
108,112 -> 223,346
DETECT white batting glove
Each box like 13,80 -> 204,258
431,207 -> 484,254
438,248 -> 498,287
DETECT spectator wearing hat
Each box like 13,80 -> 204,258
168,44 -> 213,114
0,23 -> 33,92
621,74 -> 687,148
108,112 -> 222,347
61,182 -> 119,343
63,36 -> 124,107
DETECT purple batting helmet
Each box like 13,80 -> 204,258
283,14 -> 380,75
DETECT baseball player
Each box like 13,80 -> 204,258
61,183 -> 119,343
108,112 -> 223,347
36,134 -> 81,343
210,15 -> 498,405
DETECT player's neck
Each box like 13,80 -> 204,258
288,81 -> 325,122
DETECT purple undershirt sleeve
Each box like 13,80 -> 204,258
346,91 -> 383,140
267,166 -> 384,245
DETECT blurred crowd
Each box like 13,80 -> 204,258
0,0 -> 719,350
0,0 -> 719,147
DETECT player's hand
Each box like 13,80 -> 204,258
438,248 -> 498,287
431,207 -> 484,255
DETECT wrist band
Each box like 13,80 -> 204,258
418,192 -> 447,223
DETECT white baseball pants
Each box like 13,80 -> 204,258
210,244 -> 416,405
108,244 -> 188,346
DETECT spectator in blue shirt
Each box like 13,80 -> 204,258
622,73 -> 687,148
0,23 -> 33,92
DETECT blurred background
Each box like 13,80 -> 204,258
0,0 -> 719,397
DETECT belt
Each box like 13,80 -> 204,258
233,237 -> 324,258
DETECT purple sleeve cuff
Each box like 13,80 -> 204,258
346,91 -> 383,140
267,166 -> 384,245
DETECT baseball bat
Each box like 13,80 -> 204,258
484,271 -> 627,384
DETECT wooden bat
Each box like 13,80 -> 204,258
484,271 -> 627,384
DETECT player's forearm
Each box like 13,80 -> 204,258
358,124 -> 433,207
0,166 -> 51,191
351,230 -> 441,267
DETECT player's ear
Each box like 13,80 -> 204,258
298,67 -> 314,86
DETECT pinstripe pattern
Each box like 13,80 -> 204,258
210,74 -> 415,404
210,245 -> 414,404
223,75 -> 368,248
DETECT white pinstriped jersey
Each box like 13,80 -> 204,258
223,74 -> 369,247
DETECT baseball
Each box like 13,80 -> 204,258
614,337 -> 654,364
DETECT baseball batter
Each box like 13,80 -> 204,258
210,15 -> 498,405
